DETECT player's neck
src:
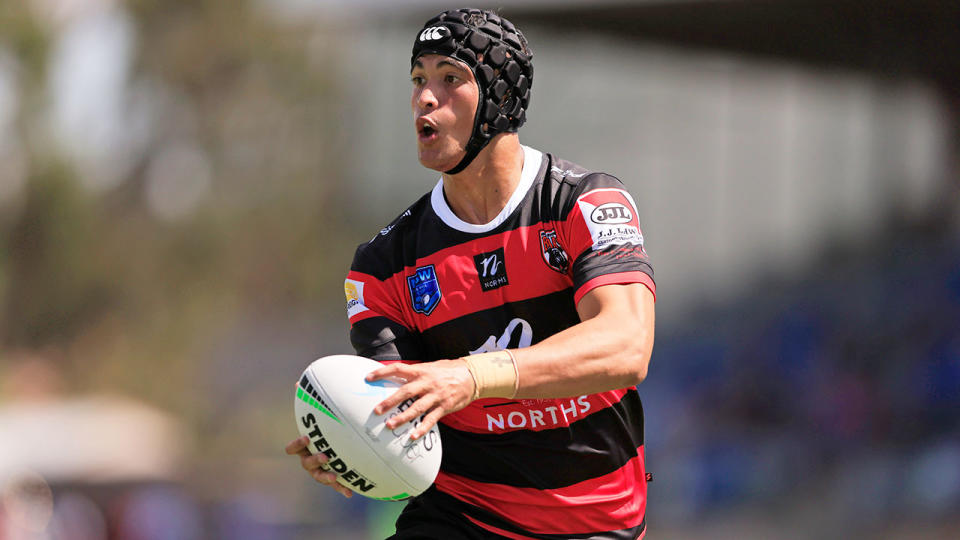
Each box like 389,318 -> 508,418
441,134 -> 524,226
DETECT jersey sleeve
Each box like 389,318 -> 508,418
560,173 -> 656,305
345,266 -> 423,362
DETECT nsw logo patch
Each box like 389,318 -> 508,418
473,247 -> 509,292
407,265 -> 442,315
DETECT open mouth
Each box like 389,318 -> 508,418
417,118 -> 439,141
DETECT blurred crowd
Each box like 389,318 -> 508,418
645,218 -> 960,535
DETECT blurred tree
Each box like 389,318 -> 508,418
0,0 -> 353,419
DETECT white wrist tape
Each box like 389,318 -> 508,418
464,349 -> 519,400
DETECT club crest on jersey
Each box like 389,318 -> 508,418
539,229 -> 569,274
407,265 -> 441,315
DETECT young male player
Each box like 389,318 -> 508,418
286,8 -> 656,539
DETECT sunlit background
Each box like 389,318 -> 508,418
1,0 -> 958,538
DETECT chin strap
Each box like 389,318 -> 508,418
444,136 -> 490,175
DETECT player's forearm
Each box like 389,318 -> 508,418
455,283 -> 655,401
510,310 -> 653,399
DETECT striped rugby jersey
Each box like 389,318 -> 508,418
344,146 -> 655,539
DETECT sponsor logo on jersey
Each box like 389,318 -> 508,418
418,26 -> 449,42
344,278 -> 369,319
473,247 -> 509,292
590,202 -> 633,224
539,229 -> 569,274
469,318 -> 533,354
576,188 -> 644,251
407,265 -> 442,315
485,395 -> 592,432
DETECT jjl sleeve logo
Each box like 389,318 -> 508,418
539,229 -> 569,274
407,265 -> 442,315
576,189 -> 644,252
590,203 -> 633,224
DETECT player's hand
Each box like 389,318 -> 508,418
366,359 -> 475,440
284,435 -> 353,498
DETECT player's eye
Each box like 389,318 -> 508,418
411,76 -> 425,86
444,74 -> 459,84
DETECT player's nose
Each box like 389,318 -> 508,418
416,85 -> 439,110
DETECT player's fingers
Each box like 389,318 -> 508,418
311,469 -> 338,485
310,470 -> 354,498
284,435 -> 309,455
332,483 -> 354,498
365,363 -> 408,382
373,378 -> 426,415
301,452 -> 329,471
410,407 -> 444,440
385,392 -> 436,430
373,391 -> 404,416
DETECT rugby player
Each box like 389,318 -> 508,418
287,8 -> 656,539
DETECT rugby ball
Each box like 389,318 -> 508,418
293,355 -> 442,501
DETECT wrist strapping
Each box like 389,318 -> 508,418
464,350 -> 519,400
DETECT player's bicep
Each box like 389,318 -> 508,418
577,283 -> 655,372
576,282 -> 654,324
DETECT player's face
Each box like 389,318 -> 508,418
410,54 -> 480,172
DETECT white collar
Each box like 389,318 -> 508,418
430,145 -> 543,233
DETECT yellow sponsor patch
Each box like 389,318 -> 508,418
345,281 -> 360,303
344,278 -> 369,318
